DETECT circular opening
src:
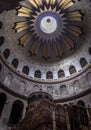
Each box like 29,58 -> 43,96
47,18 -> 51,23
40,15 -> 57,34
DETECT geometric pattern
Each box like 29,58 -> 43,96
15,0 -> 82,60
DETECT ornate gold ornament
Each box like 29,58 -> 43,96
15,0 -> 82,60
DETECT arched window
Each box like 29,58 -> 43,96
89,47 -> 91,55
0,93 -> 7,117
77,100 -> 85,107
0,63 -> 2,72
3,49 -> 10,59
0,22 -> 2,29
69,65 -> 76,75
34,70 -> 41,78
0,36 -> 4,46
80,58 -> 88,68
60,85 -> 67,92
11,58 -> 18,68
58,70 -> 65,78
46,71 -> 53,79
22,66 -> 29,75
8,100 -> 24,126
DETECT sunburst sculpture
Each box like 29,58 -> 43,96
15,0 -> 82,60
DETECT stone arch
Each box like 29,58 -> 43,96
46,71 -> 53,79
60,85 -> 68,96
69,65 -> 76,75
0,93 -> 7,117
73,80 -> 81,93
22,66 -> 29,75
11,58 -> 18,68
4,73 -> 13,88
8,100 -> 24,125
88,47 -> 91,55
86,72 -> 91,83
47,86 -> 53,95
0,36 -> 4,46
77,100 -> 85,107
34,70 -> 41,78
58,69 -> 65,78
80,57 -> 88,68
3,48 -> 10,59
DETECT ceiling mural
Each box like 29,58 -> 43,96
15,0 -> 82,60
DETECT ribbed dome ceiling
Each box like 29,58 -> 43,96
15,0 -> 83,60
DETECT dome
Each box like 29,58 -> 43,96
0,0 -> 91,129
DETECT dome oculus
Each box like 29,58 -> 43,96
15,0 -> 82,60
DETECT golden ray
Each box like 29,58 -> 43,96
18,12 -> 30,17
18,7 -> 32,14
30,41 -> 38,54
69,17 -> 81,21
68,11 -> 82,17
15,22 -> 29,32
62,2 -> 74,10
46,0 -> 50,4
53,43 -> 59,57
19,32 -> 31,46
50,0 -> 56,4
16,26 -> 29,33
69,26 -> 81,34
34,42 -> 41,55
56,42 -> 63,56
59,0 -> 73,9
34,0 -> 42,6
68,27 -> 81,37
43,43 -> 49,59
28,0 -> 38,8
63,37 -> 74,49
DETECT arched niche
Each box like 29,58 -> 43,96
80,57 -> 88,68
8,100 -> 24,126
22,66 -> 29,75
58,69 -> 65,78
0,36 -> 4,46
11,58 -> 18,68
0,93 -> 7,117
46,71 -> 53,79
69,65 -> 76,75
34,70 -> 41,78
3,48 -> 10,59
0,63 -> 2,72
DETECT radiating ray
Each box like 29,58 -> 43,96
68,26 -> 81,37
18,12 -> 30,17
19,32 -> 31,46
34,42 -> 41,55
18,7 -> 32,14
34,0 -> 42,6
56,42 -> 64,56
69,17 -> 81,21
15,0 -> 82,60
63,36 -> 74,49
28,0 -> 38,8
46,0 -> 50,4
68,11 -> 82,17
62,2 -> 74,10
15,22 -> 29,32
30,40 -> 39,55
42,42 -> 50,59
